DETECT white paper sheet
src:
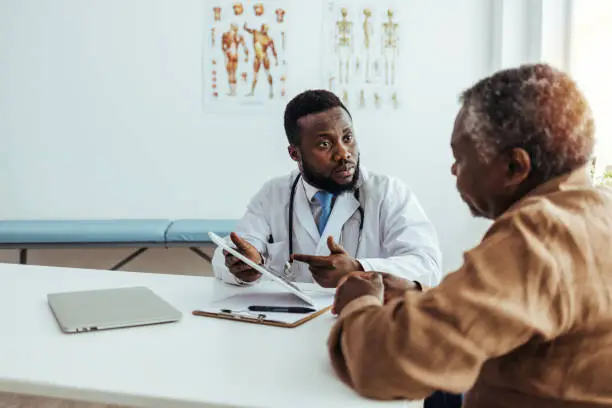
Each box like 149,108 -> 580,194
203,290 -> 334,325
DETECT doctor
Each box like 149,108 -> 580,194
212,89 -> 442,288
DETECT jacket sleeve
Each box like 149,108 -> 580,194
357,179 -> 442,286
328,214 -> 573,400
212,182 -> 273,284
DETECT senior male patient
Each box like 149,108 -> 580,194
211,89 -> 442,288
327,63 -> 612,408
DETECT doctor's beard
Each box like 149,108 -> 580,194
300,156 -> 360,195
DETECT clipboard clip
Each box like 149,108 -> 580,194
219,308 -> 266,322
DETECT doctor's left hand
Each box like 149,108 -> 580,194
292,236 -> 364,288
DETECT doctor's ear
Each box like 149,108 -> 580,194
288,145 -> 301,163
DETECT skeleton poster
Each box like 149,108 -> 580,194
203,1 -> 289,109
321,1 -> 401,111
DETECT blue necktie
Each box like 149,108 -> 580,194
314,191 -> 333,235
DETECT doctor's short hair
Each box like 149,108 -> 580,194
284,89 -> 352,145
459,63 -> 595,182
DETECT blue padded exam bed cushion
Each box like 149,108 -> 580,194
165,219 -> 238,243
0,219 -> 171,244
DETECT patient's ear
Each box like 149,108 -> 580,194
288,145 -> 300,162
505,148 -> 531,187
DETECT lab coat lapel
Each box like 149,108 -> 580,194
293,180 -> 319,245
316,191 -> 359,254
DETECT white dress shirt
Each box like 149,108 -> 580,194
302,178 -> 336,229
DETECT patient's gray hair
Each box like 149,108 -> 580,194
460,63 -> 595,181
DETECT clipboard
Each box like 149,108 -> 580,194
192,291 -> 334,328
192,306 -> 331,328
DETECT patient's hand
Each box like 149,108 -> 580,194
224,232 -> 263,283
379,272 -> 420,304
332,271 -> 383,315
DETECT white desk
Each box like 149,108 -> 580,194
0,263 -> 421,408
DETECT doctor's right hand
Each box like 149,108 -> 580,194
224,232 -> 263,283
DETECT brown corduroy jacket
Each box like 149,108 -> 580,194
328,167 -> 612,408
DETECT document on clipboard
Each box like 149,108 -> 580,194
193,290 -> 334,328
208,231 -> 317,307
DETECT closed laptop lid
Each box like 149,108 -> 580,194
47,286 -> 182,333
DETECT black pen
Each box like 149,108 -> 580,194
248,306 -> 315,313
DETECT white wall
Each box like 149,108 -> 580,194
568,0 -> 612,178
0,0 -> 549,274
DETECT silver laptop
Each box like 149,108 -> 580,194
47,286 -> 182,333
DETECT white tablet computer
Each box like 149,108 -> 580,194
208,232 -> 316,307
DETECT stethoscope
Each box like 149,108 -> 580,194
287,173 -> 365,258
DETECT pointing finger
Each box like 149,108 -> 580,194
292,254 -> 333,267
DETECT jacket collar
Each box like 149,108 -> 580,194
505,165 -> 592,214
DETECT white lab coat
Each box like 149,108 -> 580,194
212,167 -> 442,286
